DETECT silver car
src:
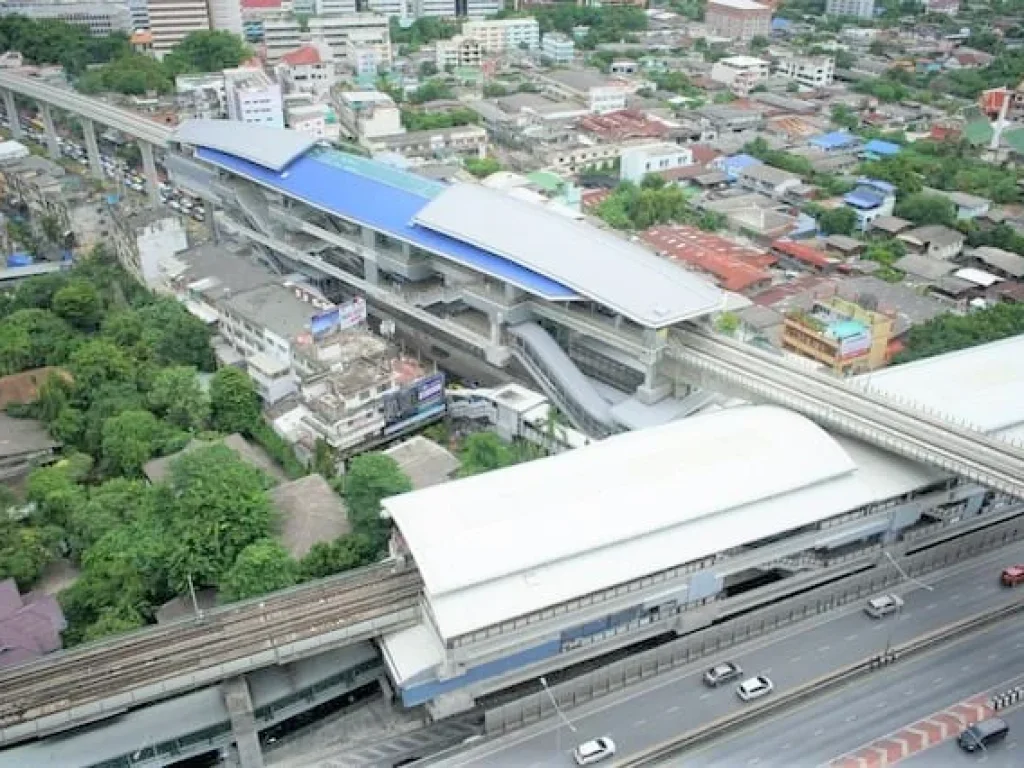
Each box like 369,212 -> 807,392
864,593 -> 904,619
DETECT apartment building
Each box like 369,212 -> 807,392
826,0 -> 875,18
175,73 -> 227,120
464,0 -> 502,16
276,44 -> 336,98
224,68 -> 284,128
782,296 -> 894,374
337,90 -> 403,140
111,208 -> 189,288
315,0 -> 356,11
207,0 -> 243,35
147,0 -> 211,58
263,13 -> 391,65
776,55 -> 835,88
704,0 -> 771,41
709,55 -> 770,95
436,36 -> 483,69
363,124 -> 488,161
463,18 -> 540,53
541,32 -> 574,65
0,0 -> 131,36
620,143 -> 694,183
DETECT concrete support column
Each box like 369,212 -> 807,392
39,103 -> 60,160
361,227 -> 379,285
2,90 -> 21,138
223,677 -> 264,768
490,312 -> 503,345
139,140 -> 161,206
80,117 -> 103,180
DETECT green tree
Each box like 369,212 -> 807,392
219,539 -> 298,602
895,192 -> 957,227
68,339 -> 135,392
25,454 -> 91,529
817,206 -> 858,236
51,279 -> 103,331
138,298 -> 215,369
341,453 -> 412,551
149,365 -> 209,431
464,157 -> 501,178
100,409 -> 168,477
716,311 -> 740,335
69,478 -> 157,557
209,366 -> 262,434
0,308 -> 76,374
458,432 -> 517,476
300,533 -> 376,580
162,30 -> 250,77
82,603 -> 147,642
165,444 -> 276,589
0,521 -> 59,591
894,303 -> 1024,364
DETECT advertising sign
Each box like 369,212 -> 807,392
337,296 -> 367,331
310,307 -> 341,339
383,372 -> 446,435
838,332 -> 871,360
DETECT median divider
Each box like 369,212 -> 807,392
613,600 -> 1024,767
990,684 -> 1024,711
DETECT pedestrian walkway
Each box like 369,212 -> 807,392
829,694 -> 993,768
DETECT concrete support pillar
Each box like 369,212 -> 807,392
2,91 -> 21,139
223,677 -> 264,768
139,140 -> 161,206
490,312 -> 503,345
80,117 -> 103,180
39,103 -> 60,160
377,674 -> 394,712
361,227 -> 379,285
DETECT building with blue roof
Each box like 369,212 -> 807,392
714,153 -> 762,181
809,131 -> 860,152
862,139 -> 901,160
169,120 -> 724,439
842,177 -> 896,231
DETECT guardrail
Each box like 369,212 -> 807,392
613,600 -> 1024,767
990,685 -> 1024,711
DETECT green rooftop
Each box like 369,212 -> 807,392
526,170 -> 565,194
965,118 -> 994,146
314,147 -> 446,199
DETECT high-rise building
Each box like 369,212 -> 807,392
0,0 -> 132,36
207,0 -> 242,35
224,67 -> 284,127
147,0 -> 210,57
314,0 -> 356,13
704,0 -> 771,41
825,0 -> 874,18
128,0 -> 149,30
262,13 -> 390,65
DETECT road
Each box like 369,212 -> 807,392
664,616 -> 1024,767
438,542 -> 1024,768
900,705 -> 1024,767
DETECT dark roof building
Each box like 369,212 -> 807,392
0,578 -> 66,668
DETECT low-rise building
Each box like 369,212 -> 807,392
111,208 -> 189,288
0,577 -> 66,669
642,224 -> 775,293
776,55 -> 835,89
175,73 -> 228,121
276,44 -> 336,98
0,414 -> 59,482
0,0 -> 131,37
539,70 -> 632,114
620,142 -> 694,183
263,13 -> 391,66
898,224 -> 966,261
436,36 -> 483,70
710,56 -> 771,96
337,90 -> 404,140
286,102 -> 338,141
843,178 -> 896,231
705,0 -> 772,41
737,163 -> 803,198
224,68 -> 284,128
782,295 -> 894,373
541,32 -> 574,65
463,18 -> 540,53
363,125 -> 488,161
826,0 -> 874,18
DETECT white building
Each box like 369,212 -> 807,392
776,55 -> 835,88
704,0 -> 771,42
826,0 -> 875,18
315,0 -> 357,12
347,43 -> 383,77
111,209 -> 189,288
413,0 -> 455,17
465,0 -> 501,17
709,55 -> 770,96
147,0 -> 211,58
263,13 -> 391,65
436,36 -> 483,70
276,44 -> 336,98
589,85 -> 628,114
175,73 -> 227,120
224,68 -> 284,128
463,18 -> 540,53
286,103 -> 337,141
207,0 -> 242,35
338,90 -> 404,140
620,143 -> 694,183
541,32 -> 574,65
0,0 -> 132,37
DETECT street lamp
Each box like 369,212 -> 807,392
539,676 -> 576,757
882,552 -> 933,654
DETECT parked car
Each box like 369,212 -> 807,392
573,737 -> 616,765
737,676 -> 773,702
864,594 -> 904,619
1000,565 -> 1024,587
703,661 -> 743,688
959,718 -> 1009,752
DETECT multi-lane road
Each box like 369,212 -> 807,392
438,542 -> 1024,768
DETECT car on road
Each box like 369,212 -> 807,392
1000,565 -> 1024,587
864,594 -> 904,619
703,661 -> 743,687
736,675 -> 773,702
573,737 -> 616,765
958,717 -> 1009,752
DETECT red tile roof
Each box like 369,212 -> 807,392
242,0 -> 281,7
577,109 -> 668,142
772,239 -> 835,269
581,188 -> 611,210
643,225 -> 774,293
280,44 -> 321,66
688,144 -> 720,166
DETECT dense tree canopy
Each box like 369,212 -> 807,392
209,366 -> 262,435
341,453 -> 413,553
0,16 -> 128,74
894,303 -> 1024,364
818,206 -> 858,236
595,178 -> 725,232
219,539 -> 299,602
894,192 -> 957,228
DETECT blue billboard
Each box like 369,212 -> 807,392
383,372 -> 446,435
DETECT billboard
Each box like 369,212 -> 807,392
383,372 -> 446,435
309,297 -> 367,338
838,332 -> 871,360
310,307 -> 341,339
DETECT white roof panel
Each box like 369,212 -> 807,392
385,405 -> 937,640
857,335 -> 1024,434
413,183 -> 724,328
173,119 -> 315,172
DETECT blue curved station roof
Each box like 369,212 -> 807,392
194,145 -> 579,302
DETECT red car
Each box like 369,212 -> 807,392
1000,565 -> 1024,587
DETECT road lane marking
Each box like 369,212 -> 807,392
933,677 -> 943,684
846,634 -> 858,641
926,603 -> 938,610
668,705 -> 680,713
876,701 -> 888,709
699,692 -> 713,700
846,715 -> 858,722
818,645 -> 831,652
633,719 -> 646,727
789,656 -> 802,663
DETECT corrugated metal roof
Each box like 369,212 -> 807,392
174,119 -> 316,172
414,184 -> 724,327
385,405 -> 935,641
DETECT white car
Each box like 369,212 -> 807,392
864,594 -> 904,619
573,736 -> 616,765
737,675 -> 773,702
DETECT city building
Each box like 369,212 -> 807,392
276,45 -> 336,98
781,296 -> 894,373
463,0 -> 502,16
286,102 -> 336,140
843,178 -> 895,231
147,0 -> 211,58
704,0 -> 772,41
0,0 -> 132,36
363,125 -> 488,161
775,55 -> 835,89
315,0 -> 356,11
175,73 -> 228,120
463,18 -> 540,53
642,225 -> 775,293
898,225 -> 966,261
337,90 -> 404,140
620,142 -> 694,183
709,56 -> 771,96
128,0 -> 148,30
207,0 -> 243,35
537,70 -> 631,114
737,162 -> 802,198
414,0 -> 456,16
347,43 -> 384,77
224,68 -> 284,128
262,13 -> 391,65
541,32 -> 574,65
435,36 -> 483,70
111,208 -> 189,287
826,0 -> 875,18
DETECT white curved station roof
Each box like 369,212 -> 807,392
173,119 -> 316,171
413,183 -> 725,328
384,405 -> 937,641
858,334 -> 1024,436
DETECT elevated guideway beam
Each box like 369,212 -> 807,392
670,327 -> 1024,497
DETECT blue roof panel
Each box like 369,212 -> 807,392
863,139 -> 901,157
195,147 -> 579,301
810,131 -> 859,150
